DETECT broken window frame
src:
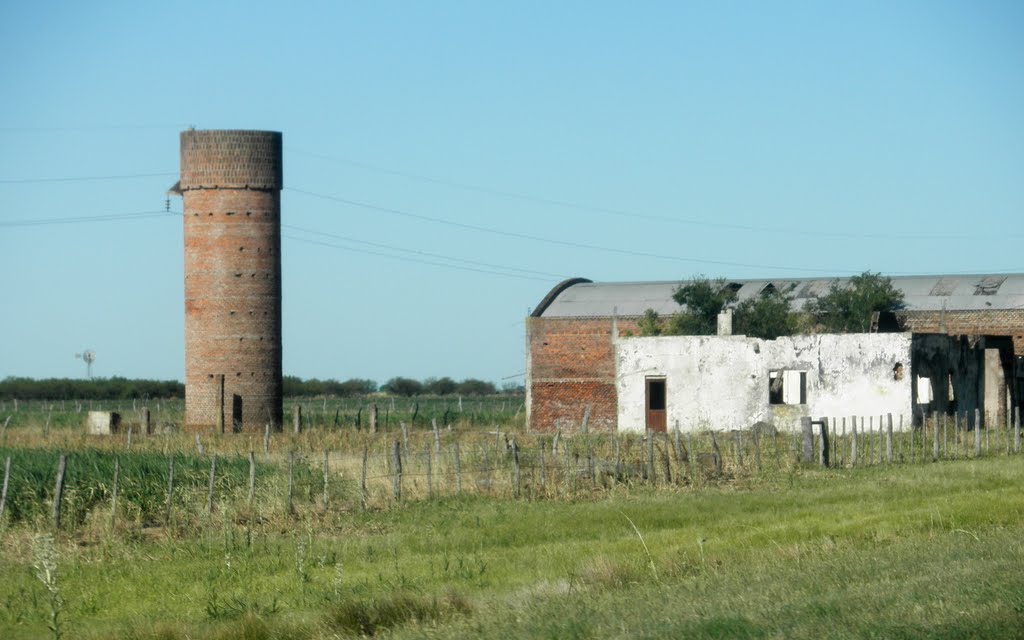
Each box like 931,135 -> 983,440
769,369 -> 807,406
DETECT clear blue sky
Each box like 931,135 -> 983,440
1,1 -> 1021,386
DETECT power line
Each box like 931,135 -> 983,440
284,223 -> 568,279
287,146 -> 1018,242
0,124 -> 192,133
285,186 -> 862,274
282,234 -> 556,282
0,210 -> 179,227
0,172 -> 176,184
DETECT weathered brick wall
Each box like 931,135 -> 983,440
901,310 -> 1024,356
181,130 -> 283,432
526,316 -> 638,433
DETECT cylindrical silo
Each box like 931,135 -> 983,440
179,129 -> 283,432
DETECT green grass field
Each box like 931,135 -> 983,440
2,454 -> 1022,639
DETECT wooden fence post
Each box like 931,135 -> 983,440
851,419 -> 859,466
248,451 -> 256,501
323,450 -> 330,509
819,417 -> 830,468
538,444 -> 546,490
686,433 -> 695,480
581,404 -> 591,435
0,456 -> 10,523
734,430 -> 744,469
207,455 -> 217,515
400,423 -> 410,460
646,430 -> 655,483
392,440 -> 402,501
165,457 -> 175,526
195,434 -> 204,456
110,457 -> 120,530
425,445 -> 433,500
942,413 -> 948,457
361,446 -> 368,509
662,432 -> 672,483
751,430 -> 762,473
974,408 -> 982,457
886,414 -> 894,464
141,407 -> 151,436
454,442 -> 462,494
512,440 -> 521,498
614,436 -> 622,480
432,418 -> 441,453
293,405 -> 302,434
800,417 -> 814,464
370,403 -> 378,434
286,450 -> 295,516
932,411 -> 940,462
1011,407 -> 1019,452
263,424 -> 270,455
710,431 -> 723,476
52,454 -> 67,531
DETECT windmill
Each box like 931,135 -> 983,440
75,349 -> 96,379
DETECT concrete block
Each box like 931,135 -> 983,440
86,411 -> 121,435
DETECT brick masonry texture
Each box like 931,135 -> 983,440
180,130 -> 282,191
527,311 -> 1024,433
527,317 -> 638,433
181,131 -> 283,433
900,310 -> 1024,356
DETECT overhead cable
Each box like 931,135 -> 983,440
285,186 -> 862,274
286,146 -> 1015,241
282,234 -> 556,282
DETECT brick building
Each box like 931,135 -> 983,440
526,275 -> 1024,433
171,130 -> 284,432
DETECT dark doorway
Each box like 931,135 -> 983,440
646,377 -> 667,432
232,394 -> 243,432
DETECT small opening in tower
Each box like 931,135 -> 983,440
245,211 -> 252,216
239,247 -> 245,251
229,311 -> 236,316
226,211 -> 235,216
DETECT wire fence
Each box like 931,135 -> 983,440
0,405 -> 1019,536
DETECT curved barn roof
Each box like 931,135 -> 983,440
532,274 -> 1024,318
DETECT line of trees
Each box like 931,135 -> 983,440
0,375 -> 521,400
634,271 -> 905,339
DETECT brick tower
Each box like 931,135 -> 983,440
178,130 -> 283,432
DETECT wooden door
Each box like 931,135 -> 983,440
646,377 -> 667,432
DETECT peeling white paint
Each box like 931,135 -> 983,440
615,333 -> 913,433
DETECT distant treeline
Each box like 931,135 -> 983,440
0,375 -> 521,400
0,377 -> 185,400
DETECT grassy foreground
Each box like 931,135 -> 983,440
1,457 -> 1022,639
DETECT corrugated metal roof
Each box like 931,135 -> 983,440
533,274 -> 1024,317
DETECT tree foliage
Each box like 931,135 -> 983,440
733,287 -> 800,340
669,276 -> 738,335
0,377 -> 184,400
283,376 -> 377,397
807,272 -> 905,333
381,377 -> 424,397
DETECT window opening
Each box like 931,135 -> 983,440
769,370 -> 807,405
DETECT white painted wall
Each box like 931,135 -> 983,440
615,333 -> 913,433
